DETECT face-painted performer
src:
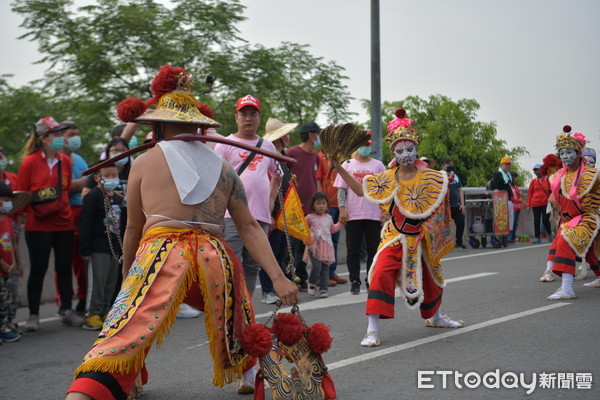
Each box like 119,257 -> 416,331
65,66 -> 300,400
331,108 -> 463,348
542,126 -> 600,297
582,147 -> 597,168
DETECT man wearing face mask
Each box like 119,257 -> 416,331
331,109 -> 463,348
543,126 -> 600,299
59,121 -> 89,314
526,164 -> 552,245
285,121 -> 323,289
440,158 -> 466,249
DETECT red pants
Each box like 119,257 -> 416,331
548,230 -> 581,276
366,244 -> 443,320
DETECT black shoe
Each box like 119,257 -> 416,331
350,281 -> 361,295
76,300 -> 86,313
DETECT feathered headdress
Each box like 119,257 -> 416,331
386,108 -> 420,148
116,65 -> 221,128
555,125 -> 586,153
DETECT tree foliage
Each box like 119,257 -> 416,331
7,0 -> 353,157
362,95 -> 528,186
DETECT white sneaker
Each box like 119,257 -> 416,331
360,330 -> 381,347
425,315 -> 464,328
176,303 -> 201,318
547,287 -> 578,300
260,292 -> 280,304
575,262 -> 588,280
539,270 -> 555,282
236,376 -> 255,395
583,278 -> 600,288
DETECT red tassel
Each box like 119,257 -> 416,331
271,313 -> 305,346
241,323 -> 272,358
306,323 -> 333,354
116,97 -> 147,122
197,102 -> 214,119
322,372 -> 337,400
253,368 -> 265,400
151,65 -> 188,97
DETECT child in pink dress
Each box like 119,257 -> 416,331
305,192 -> 345,297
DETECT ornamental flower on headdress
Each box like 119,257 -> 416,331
555,125 -> 587,153
385,108 -> 420,148
116,65 -> 221,128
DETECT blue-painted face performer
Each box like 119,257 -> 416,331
543,125 -> 600,298
330,109 -> 463,348
66,65 -> 300,400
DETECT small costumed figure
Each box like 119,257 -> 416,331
330,109 -> 463,348
544,126 -> 600,299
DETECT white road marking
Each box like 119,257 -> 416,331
254,272 -> 499,319
327,302 -> 570,371
442,244 -> 551,261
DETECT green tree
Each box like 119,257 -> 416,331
10,0 -> 353,151
362,95 -> 528,186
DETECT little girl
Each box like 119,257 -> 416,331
304,192 -> 345,298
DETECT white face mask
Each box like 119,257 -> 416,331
584,155 -> 596,168
393,140 -> 418,167
559,148 -> 578,167
0,200 -> 12,214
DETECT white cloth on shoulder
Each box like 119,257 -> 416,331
157,137 -> 223,205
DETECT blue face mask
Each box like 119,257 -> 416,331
0,201 -> 12,214
50,137 -> 65,151
66,135 -> 81,151
357,146 -> 371,157
0,159 -> 7,172
110,152 -> 129,167
313,136 -> 321,147
129,135 -> 138,148
102,178 -> 120,191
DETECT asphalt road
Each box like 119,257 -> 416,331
3,242 -> 599,399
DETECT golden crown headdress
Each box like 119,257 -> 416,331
385,108 -> 420,148
555,125 -> 587,152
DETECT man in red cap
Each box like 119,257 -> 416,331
214,95 -> 283,299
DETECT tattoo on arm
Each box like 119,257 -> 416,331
226,164 -> 248,206
338,188 -> 347,207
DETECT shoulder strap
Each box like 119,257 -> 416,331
237,137 -> 263,176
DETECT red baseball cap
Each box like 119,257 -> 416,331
236,95 -> 260,112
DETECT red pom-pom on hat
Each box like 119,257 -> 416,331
271,313 -> 305,346
197,102 -> 214,119
563,125 -> 572,133
151,65 -> 188,97
395,108 -> 407,119
306,323 -> 333,354
117,97 -> 147,122
240,323 -> 272,358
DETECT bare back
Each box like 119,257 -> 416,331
130,146 -> 243,237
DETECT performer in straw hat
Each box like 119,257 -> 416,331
542,127 -> 600,297
66,66 -> 299,400
331,109 -> 463,348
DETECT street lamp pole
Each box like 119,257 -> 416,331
370,0 -> 382,159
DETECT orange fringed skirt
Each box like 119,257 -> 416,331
68,227 -> 256,399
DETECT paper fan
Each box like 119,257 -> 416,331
320,123 -> 370,163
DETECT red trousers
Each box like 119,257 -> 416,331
366,244 -> 443,320
547,228 -> 600,277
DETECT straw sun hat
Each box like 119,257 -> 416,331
263,118 -> 298,142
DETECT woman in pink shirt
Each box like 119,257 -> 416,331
333,140 -> 385,295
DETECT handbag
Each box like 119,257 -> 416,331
30,160 -> 66,218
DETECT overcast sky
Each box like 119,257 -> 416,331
1,0 -> 599,169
